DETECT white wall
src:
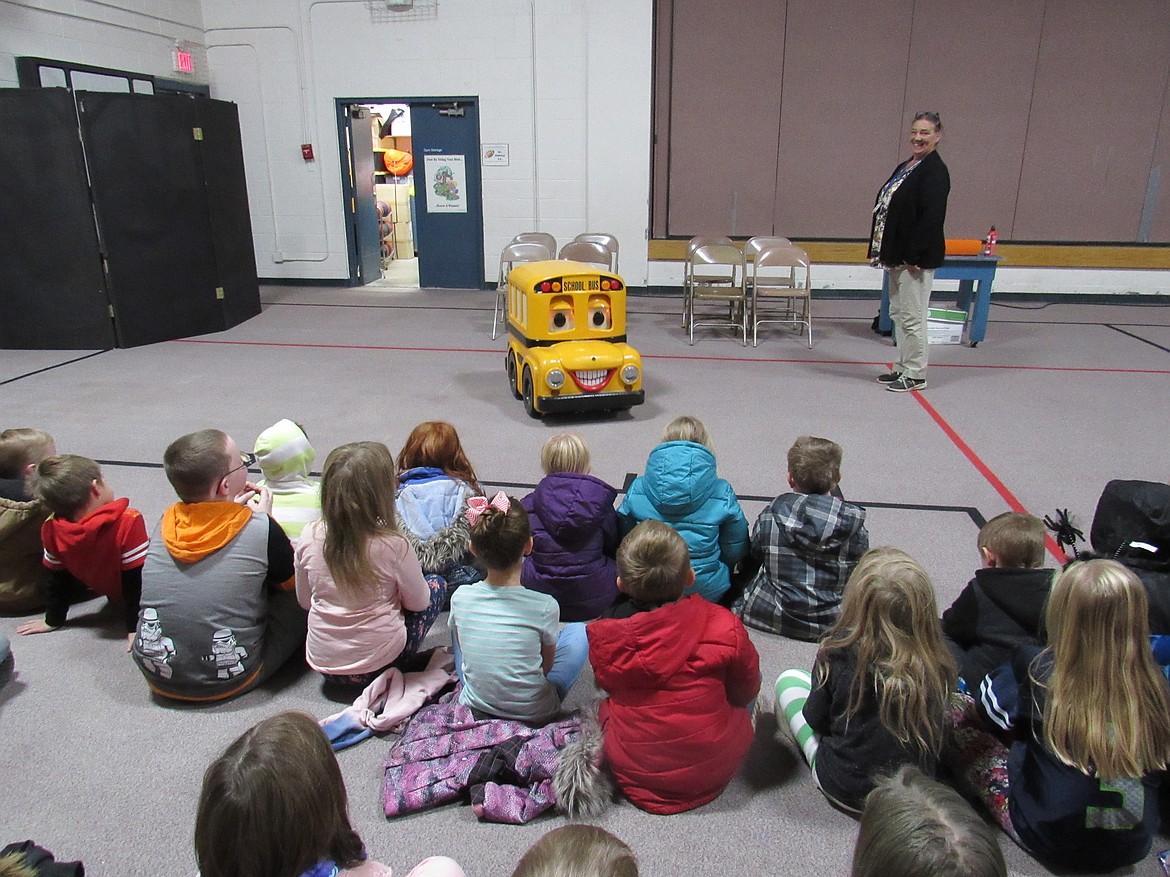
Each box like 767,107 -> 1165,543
648,262 -> 1170,296
0,0 -> 207,88
198,0 -> 654,284
4,1 -> 1164,294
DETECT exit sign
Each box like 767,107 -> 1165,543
174,49 -> 195,74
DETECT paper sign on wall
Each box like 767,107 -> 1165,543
482,143 -> 509,166
424,154 -> 467,213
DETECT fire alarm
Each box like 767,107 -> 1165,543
301,143 -> 314,161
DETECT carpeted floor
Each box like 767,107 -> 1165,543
1,287 -> 1168,876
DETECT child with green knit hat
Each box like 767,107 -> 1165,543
253,420 -> 321,547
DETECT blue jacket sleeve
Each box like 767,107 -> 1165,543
977,660 -> 1021,732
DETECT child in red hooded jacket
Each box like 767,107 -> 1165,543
17,455 -> 148,648
587,520 -> 760,814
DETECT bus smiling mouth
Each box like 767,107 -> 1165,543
570,368 -> 615,392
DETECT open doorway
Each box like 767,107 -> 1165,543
369,103 -> 418,287
337,96 -> 484,290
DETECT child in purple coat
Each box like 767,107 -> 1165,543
521,434 -> 619,620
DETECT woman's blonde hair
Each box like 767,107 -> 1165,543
512,825 -> 637,877
1040,559 -> 1170,779
541,433 -> 590,475
817,547 -> 956,756
320,441 -> 399,598
660,415 -> 710,448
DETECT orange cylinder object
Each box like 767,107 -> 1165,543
383,148 -> 414,176
945,238 -> 983,256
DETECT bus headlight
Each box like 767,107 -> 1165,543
621,364 -> 639,384
546,369 -> 566,390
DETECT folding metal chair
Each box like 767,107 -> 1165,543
573,233 -> 619,272
495,241 -> 552,339
750,243 -> 812,347
557,240 -> 612,269
686,243 -> 747,345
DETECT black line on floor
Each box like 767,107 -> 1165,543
97,462 -> 986,530
95,461 -> 985,526
0,350 -> 108,386
1106,323 -> 1170,353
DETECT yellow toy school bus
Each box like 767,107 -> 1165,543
505,260 -> 645,418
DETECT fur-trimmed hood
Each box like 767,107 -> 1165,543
396,468 -> 476,575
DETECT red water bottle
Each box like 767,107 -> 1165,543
984,226 -> 998,256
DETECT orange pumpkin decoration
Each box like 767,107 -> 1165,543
383,148 -> 414,176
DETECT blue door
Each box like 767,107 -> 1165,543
409,99 -> 484,289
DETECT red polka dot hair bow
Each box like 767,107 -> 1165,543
466,491 -> 510,525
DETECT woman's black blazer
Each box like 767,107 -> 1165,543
871,150 -> 950,270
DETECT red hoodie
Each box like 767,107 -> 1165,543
41,497 -> 148,597
587,594 -> 760,813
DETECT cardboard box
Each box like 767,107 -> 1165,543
927,307 -> 966,345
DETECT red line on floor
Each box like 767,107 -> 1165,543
172,338 -> 502,354
172,339 -> 1170,375
905,378 -> 1067,563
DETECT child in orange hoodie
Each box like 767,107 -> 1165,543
587,520 -> 760,813
131,429 -> 306,703
17,455 -> 148,648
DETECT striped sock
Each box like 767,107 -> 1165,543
775,669 -> 818,767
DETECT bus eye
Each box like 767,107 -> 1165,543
588,296 -> 612,330
549,297 -> 575,332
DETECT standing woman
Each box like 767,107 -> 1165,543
869,112 -> 950,393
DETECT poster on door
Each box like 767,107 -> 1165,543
424,154 -> 467,213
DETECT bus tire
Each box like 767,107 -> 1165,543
507,352 -> 522,399
522,370 -> 541,419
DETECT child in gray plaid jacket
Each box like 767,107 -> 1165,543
734,436 -> 869,641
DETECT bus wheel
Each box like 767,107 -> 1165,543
522,370 -> 541,419
507,353 -> 522,399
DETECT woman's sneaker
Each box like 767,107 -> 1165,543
887,375 -> 926,393
876,371 -> 902,384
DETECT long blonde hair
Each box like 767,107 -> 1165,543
320,442 -> 399,598
816,547 -> 956,756
1040,559 -> 1170,778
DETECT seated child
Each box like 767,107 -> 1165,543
0,428 -> 56,613
132,429 -> 306,702
617,415 -> 749,603
295,442 -> 443,685
253,419 -> 321,547
396,421 -> 483,592
521,433 -> 619,621
948,559 -> 1170,872
1088,479 -> 1170,633
448,493 -> 587,724
587,520 -> 760,814
197,711 -> 464,877
941,511 -> 1053,688
735,436 -> 869,640
16,455 -> 148,647
775,547 -> 957,812
512,825 -> 638,877
852,766 -> 1006,877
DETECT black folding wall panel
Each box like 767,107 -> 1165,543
197,99 -> 262,330
0,90 -> 259,350
79,92 -> 260,347
0,90 -> 115,349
